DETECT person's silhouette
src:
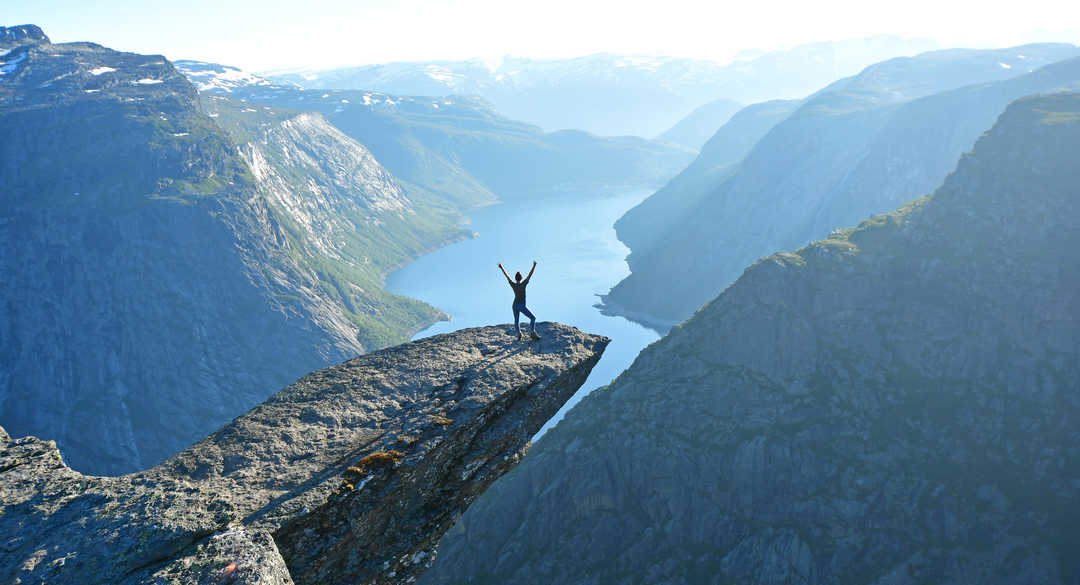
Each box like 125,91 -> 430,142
498,260 -> 539,341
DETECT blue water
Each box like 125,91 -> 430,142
386,190 -> 660,434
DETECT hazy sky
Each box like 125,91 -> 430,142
8,0 -> 1080,71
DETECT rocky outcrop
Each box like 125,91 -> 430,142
0,323 -> 608,585
422,94 -> 1080,584
0,25 -> 48,46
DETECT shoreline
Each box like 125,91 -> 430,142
594,295 -> 679,336
385,185 -> 660,343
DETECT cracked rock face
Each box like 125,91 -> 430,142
0,323 -> 608,585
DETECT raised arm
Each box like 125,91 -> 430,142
497,262 -> 513,284
524,260 -> 537,283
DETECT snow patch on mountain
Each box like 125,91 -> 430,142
0,51 -> 26,76
174,60 -> 295,94
614,56 -> 665,71
425,64 -> 462,85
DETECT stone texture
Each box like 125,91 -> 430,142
0,25 -> 49,47
0,323 -> 608,585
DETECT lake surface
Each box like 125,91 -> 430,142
386,189 -> 660,434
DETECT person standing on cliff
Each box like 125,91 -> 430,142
499,260 -> 540,341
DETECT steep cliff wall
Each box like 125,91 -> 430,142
0,323 -> 608,585
424,94 -> 1080,584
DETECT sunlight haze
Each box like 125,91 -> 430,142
9,0 -> 1080,71
5,0 -> 1080,580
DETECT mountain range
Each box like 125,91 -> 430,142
4,19 -> 1080,585
605,43 -> 1080,329
0,25 -> 696,476
423,89 -> 1080,585
266,37 -> 938,138
177,60 -> 694,207
0,26 -> 466,474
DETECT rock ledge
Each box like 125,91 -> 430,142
0,322 -> 608,585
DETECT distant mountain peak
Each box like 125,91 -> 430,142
173,59 -> 300,93
0,38 -> 194,110
0,24 -> 49,47
263,37 -> 942,137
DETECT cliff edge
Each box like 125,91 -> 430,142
0,323 -> 608,585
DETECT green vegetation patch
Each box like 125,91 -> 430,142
264,201 -> 463,350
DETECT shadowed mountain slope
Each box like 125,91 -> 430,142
655,97 -> 744,150
424,92 -> 1080,585
0,27 -> 465,474
613,98 -> 802,264
603,44 -> 1080,328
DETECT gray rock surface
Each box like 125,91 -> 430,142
422,94 -> 1080,584
0,323 -> 608,585
0,25 -> 48,46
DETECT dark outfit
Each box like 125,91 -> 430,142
509,280 -> 536,336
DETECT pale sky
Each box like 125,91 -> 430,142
7,0 -> 1080,72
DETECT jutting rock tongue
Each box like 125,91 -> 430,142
0,323 -> 608,585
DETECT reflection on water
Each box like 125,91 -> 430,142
386,190 -> 661,434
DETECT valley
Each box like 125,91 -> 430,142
386,189 -> 661,434
2,15 -> 1079,585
